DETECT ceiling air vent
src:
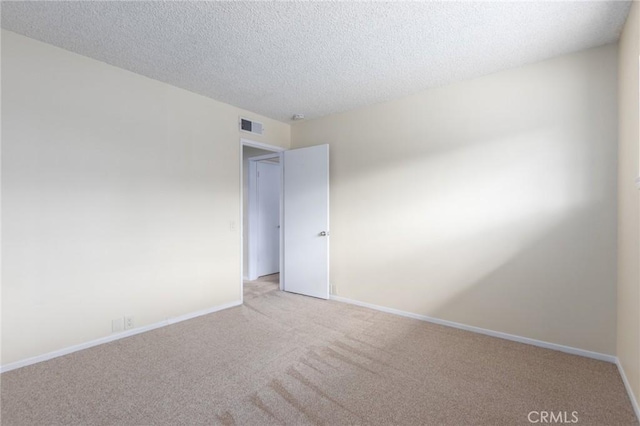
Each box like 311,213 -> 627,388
239,117 -> 264,135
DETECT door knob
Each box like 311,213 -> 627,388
319,231 -> 329,236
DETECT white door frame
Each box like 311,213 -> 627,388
240,138 -> 285,303
247,153 -> 281,281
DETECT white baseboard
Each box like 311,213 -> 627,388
335,291 -> 640,422
617,358 -> 640,421
0,300 -> 242,374
330,295 -> 616,363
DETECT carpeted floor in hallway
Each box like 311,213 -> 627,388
1,276 -> 637,425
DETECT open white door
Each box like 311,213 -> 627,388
283,144 -> 329,299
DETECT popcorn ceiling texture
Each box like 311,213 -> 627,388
1,1 -> 632,122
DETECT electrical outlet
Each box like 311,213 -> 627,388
112,318 -> 124,332
229,221 -> 236,231
124,316 -> 134,330
330,283 -> 336,295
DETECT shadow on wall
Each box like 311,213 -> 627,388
329,128 -> 616,351
429,203 -> 615,352
326,112 -> 616,354
292,47 -> 617,354
337,195 -> 615,351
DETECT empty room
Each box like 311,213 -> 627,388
1,1 -> 640,425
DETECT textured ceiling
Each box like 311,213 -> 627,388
1,1 -> 632,122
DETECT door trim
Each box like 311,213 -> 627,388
241,138 -> 286,152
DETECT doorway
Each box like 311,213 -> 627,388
240,139 -> 330,302
247,153 -> 281,280
241,140 -> 284,299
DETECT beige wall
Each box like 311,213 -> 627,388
292,44 -> 619,355
618,0 -> 640,408
1,30 -> 290,365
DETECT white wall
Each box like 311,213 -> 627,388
1,30 -> 290,365
618,0 -> 640,408
292,44 -> 618,355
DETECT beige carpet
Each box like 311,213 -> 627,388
1,277 -> 637,425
